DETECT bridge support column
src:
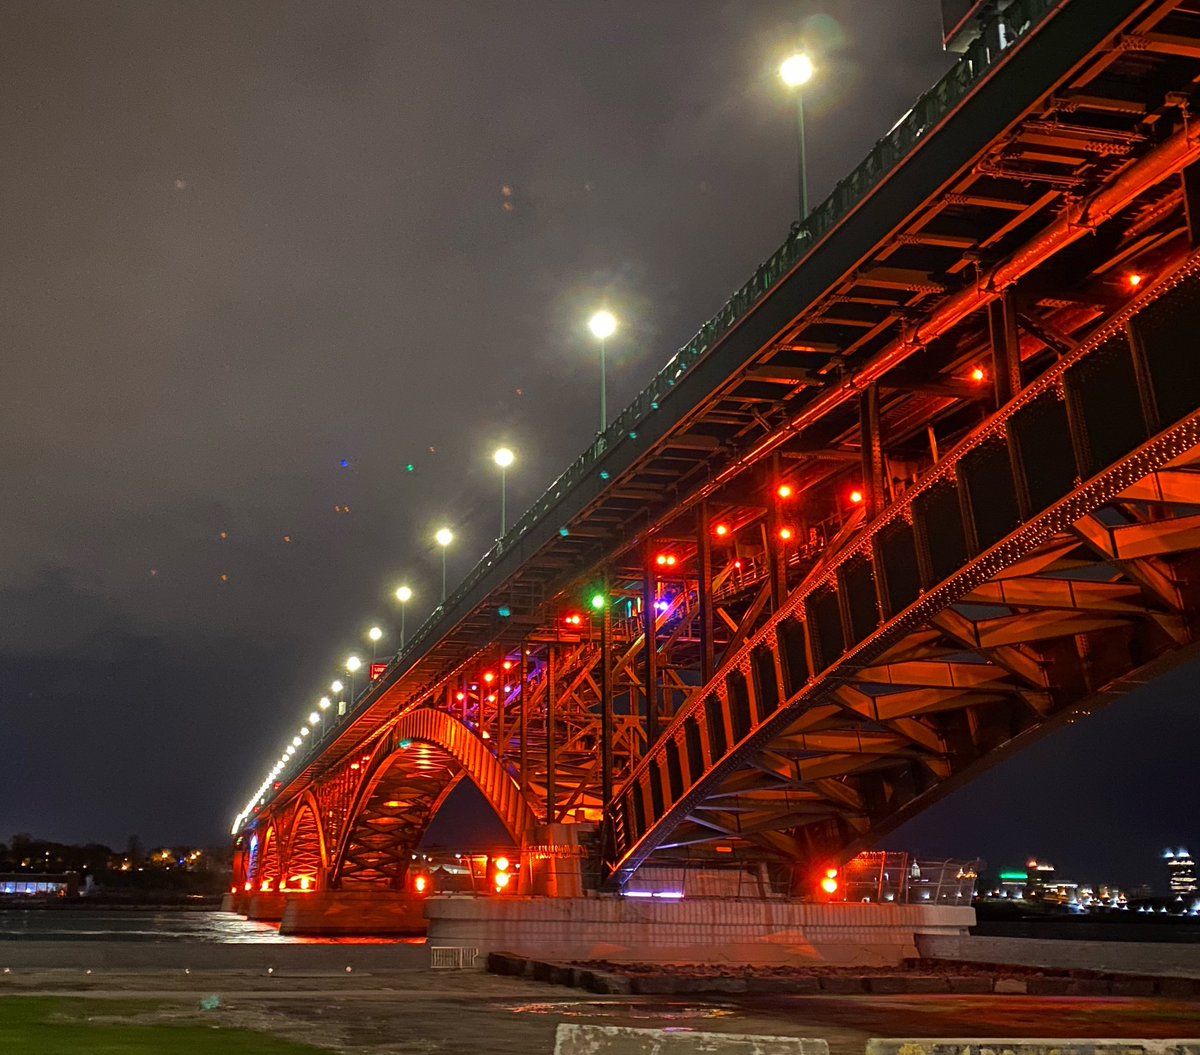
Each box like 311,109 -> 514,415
988,288 -> 1022,406
520,822 -> 587,898
545,645 -> 557,822
698,502 -> 715,684
642,543 -> 659,745
278,890 -> 427,936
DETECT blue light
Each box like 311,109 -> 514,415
559,527 -> 570,537
628,431 -> 638,440
340,459 -> 350,468
498,605 -> 511,618
399,739 -> 412,749
599,471 -> 610,481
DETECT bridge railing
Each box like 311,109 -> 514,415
284,0 -> 1063,778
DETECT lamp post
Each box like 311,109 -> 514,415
493,447 -> 514,536
331,679 -> 344,716
346,655 -> 361,705
780,52 -> 815,221
394,585 -> 412,648
588,310 -> 617,434
435,528 -> 454,602
368,625 -> 382,664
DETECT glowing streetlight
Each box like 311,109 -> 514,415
493,447 -> 515,536
394,585 -> 413,649
779,52 -> 816,221
368,625 -> 383,663
588,310 -> 617,435
435,527 -> 454,602
309,711 -> 320,725
318,696 -> 331,710
345,655 -> 362,707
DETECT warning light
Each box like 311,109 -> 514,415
563,613 -> 583,626
970,366 -> 986,383
777,484 -> 793,499
495,856 -> 510,871
820,875 -> 839,895
494,871 -> 511,890
591,593 -> 606,610
1128,273 -> 1144,289
456,692 -> 465,701
414,874 -> 428,894
502,660 -> 513,670
734,560 -> 742,569
850,489 -> 864,504
655,554 -> 677,567
715,523 -> 729,537
778,526 -> 794,542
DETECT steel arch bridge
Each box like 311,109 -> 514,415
235,0 -> 1200,897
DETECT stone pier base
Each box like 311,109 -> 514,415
245,892 -> 287,922
279,891 -> 428,936
426,897 -> 973,967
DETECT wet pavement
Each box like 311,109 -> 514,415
3,967 -> 1199,1055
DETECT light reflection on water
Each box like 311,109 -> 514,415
0,910 -> 415,944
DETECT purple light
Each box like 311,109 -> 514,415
654,600 -> 669,612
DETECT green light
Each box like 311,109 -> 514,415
998,871 -> 1028,881
405,464 -> 415,473
591,593 -> 605,610
399,739 -> 412,749
498,605 -> 511,618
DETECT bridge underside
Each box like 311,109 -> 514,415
239,0 -> 1200,896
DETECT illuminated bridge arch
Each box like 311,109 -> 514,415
332,708 -> 536,888
249,825 -> 282,891
281,792 -> 328,891
612,269 -> 1200,880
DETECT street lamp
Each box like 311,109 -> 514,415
779,52 -> 815,221
368,625 -> 383,663
394,585 -> 413,648
346,655 -> 361,705
493,447 -> 515,536
435,527 -> 454,602
588,310 -> 617,435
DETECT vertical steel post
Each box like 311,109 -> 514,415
988,289 -> 1021,407
859,384 -> 883,519
642,542 -> 659,746
1184,164 -> 1200,247
545,647 -> 556,823
519,644 -> 528,789
495,648 -> 505,751
698,502 -> 715,685
600,583 -> 613,813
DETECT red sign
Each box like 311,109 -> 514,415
370,662 -> 387,681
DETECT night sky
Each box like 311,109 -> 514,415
2,1 -> 1196,890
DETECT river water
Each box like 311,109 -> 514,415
0,909 -> 411,943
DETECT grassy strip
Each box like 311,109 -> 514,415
0,996 -> 333,1054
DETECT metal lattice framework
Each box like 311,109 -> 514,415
239,0 -> 1200,893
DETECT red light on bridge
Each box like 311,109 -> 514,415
350,763 -> 360,771
714,523 -> 729,537
1128,273 -> 1144,289
970,366 -> 986,383
563,613 -> 583,627
734,560 -> 742,569
502,660 -> 513,670
414,875 -> 428,895
243,882 -> 252,892
777,484 -> 793,499
820,867 -> 839,897
778,526 -> 794,542
850,489 -> 864,504
483,672 -> 495,684
655,553 -> 677,567
456,692 -> 465,701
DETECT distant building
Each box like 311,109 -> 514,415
1164,848 -> 1197,894
0,872 -> 79,897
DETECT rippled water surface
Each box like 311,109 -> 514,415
0,909 -> 411,943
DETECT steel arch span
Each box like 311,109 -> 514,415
246,708 -> 536,891
610,265 -> 1200,878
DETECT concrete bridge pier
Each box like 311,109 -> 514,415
520,822 -> 591,898
278,890 -> 428,936
245,892 -> 287,922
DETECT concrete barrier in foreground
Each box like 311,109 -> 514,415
866,1042 -> 1200,1055
554,1024 -> 828,1054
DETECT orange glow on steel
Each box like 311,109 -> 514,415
778,527 -> 794,541
777,484 -> 793,499
850,490 -> 864,504
970,366 -> 985,382
1129,273 -> 1144,288
715,523 -> 729,537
